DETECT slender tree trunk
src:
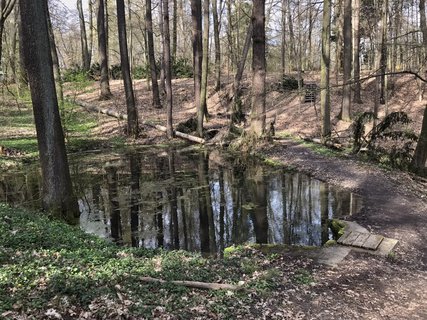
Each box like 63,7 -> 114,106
212,0 -> 221,91
162,0 -> 173,138
198,0 -> 209,137
20,0 -> 78,221
340,0 -> 352,121
172,0 -> 177,61
146,0 -> 161,108
321,0 -> 331,140
0,0 -> 16,70
97,0 -> 112,99
250,0 -> 266,136
116,0 -> 139,138
334,0 -> 343,84
281,0 -> 287,75
77,0 -> 90,70
352,0 -> 362,103
231,23 -> 252,124
191,0 -> 203,132
88,0 -> 94,66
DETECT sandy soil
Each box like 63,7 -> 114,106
62,73 -> 427,319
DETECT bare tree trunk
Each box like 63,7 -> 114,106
212,0 -> 221,91
0,0 -> 17,70
321,0 -> 331,140
231,23 -> 252,124
340,0 -> 352,121
46,7 -> 64,110
198,0 -> 209,137
97,0 -> 112,100
191,0 -> 203,133
334,0 -> 343,84
162,0 -> 173,138
172,0 -> 177,61
116,0 -> 139,138
20,0 -> 78,220
146,0 -> 161,108
250,0 -> 266,136
78,0 -> 91,70
281,0 -> 287,75
352,0 -> 362,104
88,0 -> 94,67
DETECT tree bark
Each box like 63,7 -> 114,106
77,0 -> 91,71
198,0 -> 209,138
146,0 -> 161,108
352,0 -> 362,104
0,0 -> 16,70
20,0 -> 78,221
116,0 -> 139,138
191,0 -> 203,136
162,0 -> 174,138
212,0 -> 221,91
340,0 -> 352,121
97,0 -> 112,100
172,0 -> 177,61
320,0 -> 331,140
250,0 -> 266,137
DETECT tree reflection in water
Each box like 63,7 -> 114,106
0,148 -> 362,254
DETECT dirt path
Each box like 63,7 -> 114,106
262,140 -> 427,319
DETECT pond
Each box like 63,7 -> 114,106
0,147 -> 362,255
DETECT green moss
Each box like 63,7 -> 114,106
329,219 -> 346,238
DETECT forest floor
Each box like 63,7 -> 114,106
1,73 -> 427,319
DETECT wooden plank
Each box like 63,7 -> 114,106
337,231 -> 352,244
362,234 -> 384,250
351,233 -> 370,248
340,231 -> 361,246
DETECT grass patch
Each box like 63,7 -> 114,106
0,204 -> 282,318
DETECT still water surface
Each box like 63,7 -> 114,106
0,148 -> 361,254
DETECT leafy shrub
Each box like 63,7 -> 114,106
62,66 -> 89,83
88,62 -> 101,80
132,65 -> 150,79
110,64 -> 122,80
172,58 -> 193,78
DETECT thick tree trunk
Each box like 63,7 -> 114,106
340,0 -> 352,121
191,0 -> 203,135
20,0 -> 78,221
412,106 -> 427,173
77,0 -> 91,70
198,0 -> 209,138
146,0 -> 161,108
320,0 -> 331,140
352,0 -> 362,104
97,0 -> 112,100
116,0 -> 139,138
250,0 -> 266,137
162,0 -> 173,138
212,0 -> 221,91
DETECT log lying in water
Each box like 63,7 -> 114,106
139,276 -> 243,291
71,99 -> 205,144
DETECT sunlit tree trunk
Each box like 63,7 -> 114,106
321,0 -> 331,140
162,0 -> 173,138
97,0 -> 112,99
20,0 -> 78,221
352,0 -> 362,104
78,0 -> 90,71
198,0 -> 209,137
116,0 -> 139,138
212,0 -> 221,91
340,0 -> 352,121
191,0 -> 203,135
249,0 -> 266,136
146,0 -> 161,108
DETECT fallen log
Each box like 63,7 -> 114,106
70,98 -> 205,144
139,276 -> 243,291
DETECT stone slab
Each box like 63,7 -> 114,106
316,246 -> 352,267
362,234 -> 384,250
